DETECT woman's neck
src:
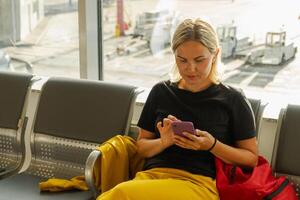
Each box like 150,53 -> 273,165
178,79 -> 213,93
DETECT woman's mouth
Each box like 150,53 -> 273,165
187,75 -> 197,80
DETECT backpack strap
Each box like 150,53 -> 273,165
263,178 -> 290,200
162,81 -> 199,120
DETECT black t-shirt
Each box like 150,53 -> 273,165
137,80 -> 256,178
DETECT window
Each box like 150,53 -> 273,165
102,0 -> 300,106
2,0 -> 300,106
0,0 -> 80,78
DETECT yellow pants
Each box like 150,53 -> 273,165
97,168 -> 219,200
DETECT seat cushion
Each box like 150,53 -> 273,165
0,174 -> 93,200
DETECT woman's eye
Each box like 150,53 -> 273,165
180,59 -> 187,63
195,59 -> 204,63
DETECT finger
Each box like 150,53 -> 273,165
174,139 -> 188,149
175,142 -> 187,149
167,115 -> 180,121
156,121 -> 162,130
175,135 -> 199,149
163,118 -> 172,127
174,134 -> 189,142
182,132 -> 197,141
177,135 -> 198,149
174,139 -> 198,150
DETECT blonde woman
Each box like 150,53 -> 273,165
98,18 -> 258,200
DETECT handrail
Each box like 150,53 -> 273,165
85,149 -> 102,198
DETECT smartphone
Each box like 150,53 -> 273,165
171,121 -> 195,137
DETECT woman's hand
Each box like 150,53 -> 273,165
156,115 -> 179,149
174,129 -> 216,151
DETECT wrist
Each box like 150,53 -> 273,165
207,137 -> 217,152
159,138 -> 168,150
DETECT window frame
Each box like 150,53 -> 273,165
78,0 -> 103,80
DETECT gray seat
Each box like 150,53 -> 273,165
247,98 -> 267,134
0,71 -> 33,180
0,77 -> 141,200
230,86 -> 266,135
271,104 -> 300,197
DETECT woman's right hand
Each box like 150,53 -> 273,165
156,115 -> 179,149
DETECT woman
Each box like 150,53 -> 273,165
99,18 -> 258,200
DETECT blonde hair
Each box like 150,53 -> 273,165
169,18 -> 221,84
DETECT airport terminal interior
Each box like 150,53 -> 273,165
0,0 -> 300,199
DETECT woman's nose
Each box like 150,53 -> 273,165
187,62 -> 197,72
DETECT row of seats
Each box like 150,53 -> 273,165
0,71 -> 141,199
0,71 -> 299,199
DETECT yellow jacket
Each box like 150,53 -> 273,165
39,135 -> 144,193
94,135 -> 144,192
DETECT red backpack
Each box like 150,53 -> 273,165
215,156 -> 298,200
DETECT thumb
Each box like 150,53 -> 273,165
195,129 -> 206,137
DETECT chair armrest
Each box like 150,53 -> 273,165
0,117 -> 28,180
85,149 -> 101,198
0,165 -> 21,180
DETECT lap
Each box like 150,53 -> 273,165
97,168 -> 219,200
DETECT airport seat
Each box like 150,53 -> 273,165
247,98 -> 267,134
230,86 -> 266,135
271,104 -> 300,197
0,77 -> 141,200
0,71 -> 33,180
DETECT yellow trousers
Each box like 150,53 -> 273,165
97,168 -> 219,200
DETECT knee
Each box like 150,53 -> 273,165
114,181 -> 134,192
106,181 -> 134,198
98,182 -> 128,199
99,180 -> 145,199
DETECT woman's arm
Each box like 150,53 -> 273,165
174,131 -> 258,168
210,137 -> 258,167
137,116 -> 178,158
136,129 -> 165,158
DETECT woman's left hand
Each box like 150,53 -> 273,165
174,129 -> 215,151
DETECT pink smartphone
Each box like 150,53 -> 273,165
171,121 -> 195,137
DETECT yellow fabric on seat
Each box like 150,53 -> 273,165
39,135 -> 218,199
39,135 -> 144,193
39,176 -> 88,192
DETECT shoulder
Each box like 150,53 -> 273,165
217,83 -> 249,107
218,83 -> 245,99
150,80 -> 171,92
152,80 -> 168,88
146,80 -> 170,100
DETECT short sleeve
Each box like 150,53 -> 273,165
137,85 -> 158,133
231,92 -> 256,141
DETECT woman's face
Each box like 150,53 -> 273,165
175,40 -> 216,87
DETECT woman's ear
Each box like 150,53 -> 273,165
215,48 -> 220,57
213,48 -> 220,62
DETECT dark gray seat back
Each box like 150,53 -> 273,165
0,71 -> 33,179
230,85 -> 266,135
247,98 -> 266,134
26,77 -> 139,179
272,104 -> 300,197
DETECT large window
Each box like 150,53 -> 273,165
102,0 -> 300,105
0,0 -> 80,78
1,0 -> 300,106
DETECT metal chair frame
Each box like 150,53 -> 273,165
0,71 -> 33,180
